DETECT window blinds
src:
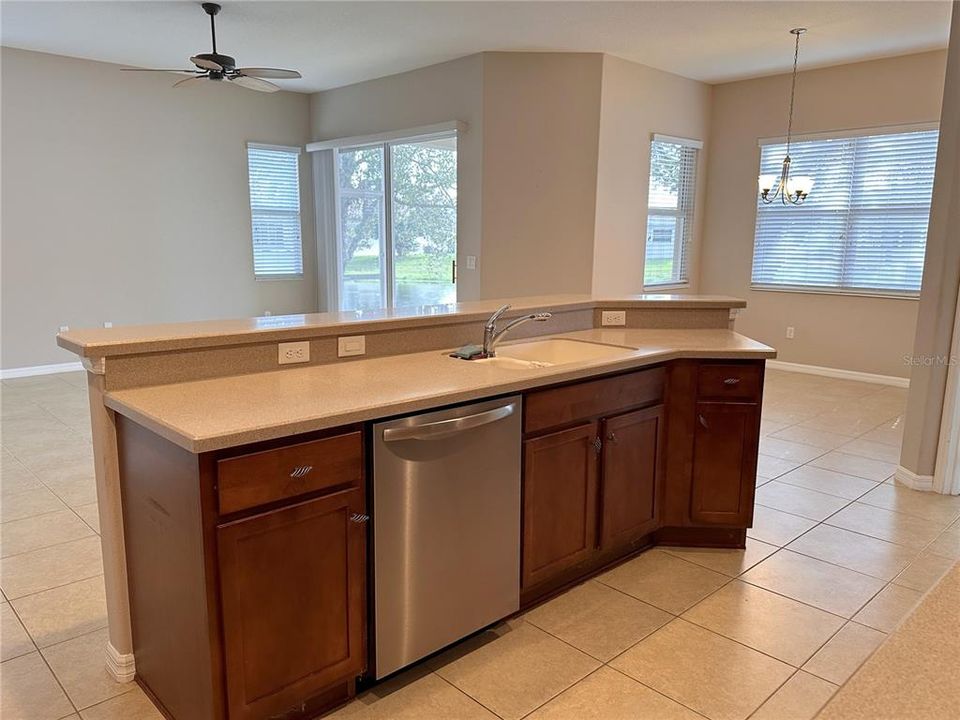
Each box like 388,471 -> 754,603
751,128 -> 939,295
644,138 -> 700,287
247,145 -> 303,278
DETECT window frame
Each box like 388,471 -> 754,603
750,123 -> 939,300
246,142 -> 304,281
643,134 -> 702,291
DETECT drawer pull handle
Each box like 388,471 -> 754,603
593,437 -> 603,454
289,465 -> 314,479
723,377 -> 741,386
698,414 -> 709,429
350,513 -> 369,524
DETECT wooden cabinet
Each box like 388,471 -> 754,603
522,423 -> 599,589
689,401 -> 760,526
600,406 -> 664,551
218,487 -> 366,720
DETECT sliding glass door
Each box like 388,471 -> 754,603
335,133 -> 457,312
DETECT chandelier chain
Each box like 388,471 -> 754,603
786,29 -> 802,156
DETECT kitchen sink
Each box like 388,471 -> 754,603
469,338 -> 637,368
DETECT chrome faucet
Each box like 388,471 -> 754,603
482,304 -> 552,357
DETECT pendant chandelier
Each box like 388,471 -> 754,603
759,28 -> 814,205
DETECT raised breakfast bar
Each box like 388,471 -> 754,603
57,294 -> 775,720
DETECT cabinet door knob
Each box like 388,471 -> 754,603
350,513 -> 369,524
289,465 -> 313,478
606,432 -> 617,443
723,377 -> 741,386
698,414 -> 709,429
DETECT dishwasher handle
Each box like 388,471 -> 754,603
382,404 -> 516,442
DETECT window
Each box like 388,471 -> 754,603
752,127 -> 939,296
335,132 -> 457,311
644,135 -> 701,288
247,144 -> 303,278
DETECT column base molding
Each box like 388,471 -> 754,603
894,465 -> 935,492
105,641 -> 136,683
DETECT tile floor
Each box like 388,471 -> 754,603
2,370 -> 958,720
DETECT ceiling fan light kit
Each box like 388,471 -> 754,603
121,2 -> 301,92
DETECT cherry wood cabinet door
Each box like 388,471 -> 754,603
600,405 -> 664,551
217,487 -> 366,720
522,422 -> 599,590
690,402 -> 760,526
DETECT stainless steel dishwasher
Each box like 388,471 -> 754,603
372,395 -> 522,678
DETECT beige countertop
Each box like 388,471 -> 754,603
57,294 -> 746,358
104,328 -> 775,452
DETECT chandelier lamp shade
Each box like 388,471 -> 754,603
759,28 -> 814,205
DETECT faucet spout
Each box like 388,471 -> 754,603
482,307 -> 552,357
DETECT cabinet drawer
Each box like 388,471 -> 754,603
697,364 -> 762,401
218,431 -> 362,515
524,367 -> 665,434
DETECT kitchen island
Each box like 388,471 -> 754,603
58,294 -> 775,720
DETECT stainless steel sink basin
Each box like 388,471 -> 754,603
468,338 -> 636,369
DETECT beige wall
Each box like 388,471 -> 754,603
1,47 -> 316,369
308,55 -> 484,301
593,56 -> 712,296
700,51 -> 948,378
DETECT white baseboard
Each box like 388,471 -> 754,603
0,361 -> 84,380
105,641 -> 136,683
766,360 -> 909,388
894,465 -> 935,492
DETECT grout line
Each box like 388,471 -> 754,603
3,572 -> 105,605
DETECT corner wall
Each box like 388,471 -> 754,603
699,51 -> 948,378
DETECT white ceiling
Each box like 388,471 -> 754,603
1,1 -> 952,93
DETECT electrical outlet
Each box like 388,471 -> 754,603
278,341 -> 310,365
338,335 -> 366,358
466,255 -> 477,270
103,321 -> 113,329
601,310 -> 626,327
58,325 -> 69,334
786,326 -> 795,339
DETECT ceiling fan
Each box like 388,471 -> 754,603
122,2 -> 301,92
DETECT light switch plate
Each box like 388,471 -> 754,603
601,310 -> 626,326
338,335 -> 366,358
466,255 -> 477,270
278,341 -> 310,365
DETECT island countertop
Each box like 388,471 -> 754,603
104,327 -> 775,452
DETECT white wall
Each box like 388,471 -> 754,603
700,51 -> 948,378
1,47 -> 316,369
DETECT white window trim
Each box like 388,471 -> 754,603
247,142 -> 304,280
306,121 -> 467,153
758,121 -> 939,147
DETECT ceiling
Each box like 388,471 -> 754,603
1,1 -> 952,93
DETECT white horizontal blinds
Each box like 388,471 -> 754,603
644,138 -> 699,286
752,128 -> 938,295
247,145 -> 303,277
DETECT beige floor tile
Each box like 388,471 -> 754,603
797,409 -> 892,436
1,455 -> 43,497
751,671 -> 837,720
0,536 -> 103,600
1,509 -> 95,558
858,419 -> 905,447
682,580 -> 844,666
759,419 -> 791,437
662,538 -> 778,577
775,465 -> 878,500
0,650 -> 75,720
892,550 -> 956,593
786,524 -> 916,581
79,685 -> 164,720
802,622 -> 887,685
756,455 -> 803,480
852,584 -> 923,633
825,502 -> 946,549
42,475 -> 98,510
433,623 -> 598,720
41,628 -> 135,710
523,580 -> 670,661
926,526 -> 960,560
525,666 -> 701,720
0,487 -> 68,523
755,482 -> 850,522
741,550 -> 885,618
12,576 -> 107,648
73,504 -> 100,534
857,483 -> 960,525
747,505 -> 818,547
835,438 -> 901,464
597,549 -> 728,614
759,437 -> 826,464
809,452 -> 896,482
1,601 -> 35,661
610,619 -> 793,720
770,425 -> 854,450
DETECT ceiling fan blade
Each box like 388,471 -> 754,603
229,75 -> 280,93
235,67 -> 301,79
191,55 -> 223,71
173,76 -> 207,89
121,69 -> 200,74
